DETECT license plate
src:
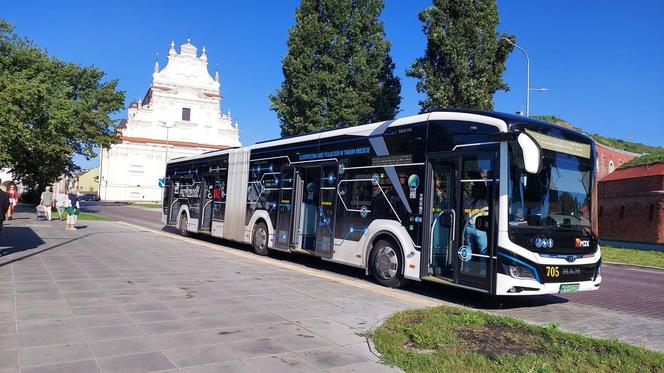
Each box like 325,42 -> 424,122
559,284 -> 580,293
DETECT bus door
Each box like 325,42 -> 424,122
163,178 -> 175,224
315,163 -> 338,258
199,174 -> 216,232
274,167 -> 296,251
423,148 -> 497,292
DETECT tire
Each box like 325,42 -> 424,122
370,239 -> 407,288
252,221 -> 269,256
179,213 -> 189,237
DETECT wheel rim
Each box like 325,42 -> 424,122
256,227 -> 267,249
180,217 -> 186,234
375,246 -> 398,280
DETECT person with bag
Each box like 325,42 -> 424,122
65,188 -> 80,230
6,184 -> 18,220
40,186 -> 53,221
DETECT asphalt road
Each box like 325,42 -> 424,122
82,202 -> 664,323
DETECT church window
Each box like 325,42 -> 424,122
608,160 -> 615,173
182,108 -> 191,121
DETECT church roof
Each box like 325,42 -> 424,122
151,38 -> 218,93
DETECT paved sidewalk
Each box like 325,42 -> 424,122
1,210 -> 663,373
0,212 -> 404,372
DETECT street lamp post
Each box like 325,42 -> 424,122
503,38 -> 549,117
156,121 -> 177,170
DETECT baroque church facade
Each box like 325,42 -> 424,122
99,39 -> 240,201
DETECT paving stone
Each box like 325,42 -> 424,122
223,337 -> 290,358
326,361 -> 402,372
20,359 -> 100,373
121,302 -> 169,313
272,332 -> 336,352
242,352 -> 322,373
70,305 -> 124,317
0,333 -> 17,351
75,313 -> 133,328
89,336 -> 158,358
0,349 -> 18,370
297,346 -> 368,370
18,329 -> 84,348
19,343 -> 92,367
146,330 -> 216,350
81,324 -> 144,341
177,360 -> 254,373
127,310 -> 180,323
98,351 -> 175,373
18,318 -> 76,333
162,344 -> 237,368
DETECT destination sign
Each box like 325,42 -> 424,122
526,130 -> 591,159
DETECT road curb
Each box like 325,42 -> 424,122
604,261 -> 664,272
115,220 -> 442,308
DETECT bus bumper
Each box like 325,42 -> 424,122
495,273 -> 602,296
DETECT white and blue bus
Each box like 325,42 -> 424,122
162,110 -> 601,296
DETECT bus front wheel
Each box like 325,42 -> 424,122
252,221 -> 269,256
179,214 -> 189,237
370,239 -> 407,288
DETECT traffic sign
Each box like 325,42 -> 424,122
158,178 -> 165,188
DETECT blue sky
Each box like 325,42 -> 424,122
4,1 -> 663,169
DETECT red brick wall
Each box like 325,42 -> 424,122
598,175 -> 664,244
595,144 -> 638,181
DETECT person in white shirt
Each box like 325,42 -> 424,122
55,192 -> 67,221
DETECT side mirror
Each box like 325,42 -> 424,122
517,132 -> 542,174
475,215 -> 491,232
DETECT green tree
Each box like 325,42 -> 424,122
271,0 -> 401,136
407,0 -> 514,111
0,20 -> 124,191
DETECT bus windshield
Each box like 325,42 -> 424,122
509,150 -> 593,233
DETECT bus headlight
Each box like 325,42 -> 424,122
507,264 -> 537,281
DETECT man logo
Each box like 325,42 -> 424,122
575,238 -> 590,248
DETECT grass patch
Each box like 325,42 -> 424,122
370,305 -> 663,373
77,212 -> 117,221
129,203 -> 162,209
602,246 -> 664,269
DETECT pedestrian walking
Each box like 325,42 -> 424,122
55,191 -> 67,220
65,188 -> 80,230
40,186 -> 53,221
0,178 -> 9,239
6,183 -> 18,220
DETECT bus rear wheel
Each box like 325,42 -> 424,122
178,214 -> 189,237
370,239 -> 407,288
252,221 -> 269,256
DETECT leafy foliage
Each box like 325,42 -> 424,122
0,19 -> 124,190
407,0 -> 514,112
270,0 -> 401,136
531,115 -> 664,156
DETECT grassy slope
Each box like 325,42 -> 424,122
371,306 -> 663,373
602,246 -> 664,268
531,115 -> 664,158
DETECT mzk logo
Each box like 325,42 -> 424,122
575,238 -> 590,248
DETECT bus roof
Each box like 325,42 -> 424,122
167,109 -> 591,166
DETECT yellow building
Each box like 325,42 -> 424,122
77,168 -> 99,195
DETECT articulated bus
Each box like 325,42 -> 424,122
162,110 -> 601,296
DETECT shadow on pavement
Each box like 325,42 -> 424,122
163,230 -> 568,311
0,226 -> 45,257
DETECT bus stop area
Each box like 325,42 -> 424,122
1,210 -> 663,372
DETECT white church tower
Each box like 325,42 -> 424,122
99,39 -> 240,201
